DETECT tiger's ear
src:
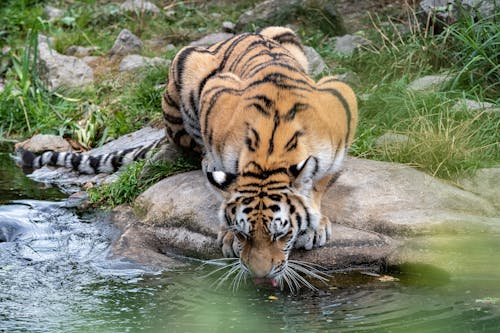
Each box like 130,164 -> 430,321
289,156 -> 318,194
206,171 -> 237,196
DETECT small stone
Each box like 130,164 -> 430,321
375,133 -> 411,150
65,45 -> 99,57
120,0 -> 160,14
165,10 -> 175,17
303,46 -> 327,76
222,21 -> 236,33
44,5 -> 64,20
110,29 -> 143,58
334,34 -> 370,56
451,98 -> 499,113
163,44 -> 176,52
189,33 -> 234,47
119,54 -> 170,72
407,74 -> 450,92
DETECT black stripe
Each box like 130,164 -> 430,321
49,152 -> 59,166
110,155 -> 121,172
71,154 -> 82,171
316,87 -> 352,148
284,103 -> 309,122
218,33 -> 253,70
271,31 -> 304,51
284,130 -> 303,152
163,112 -> 184,125
268,110 -> 280,155
241,167 -> 288,180
198,68 -> 218,105
89,155 -> 101,173
202,87 -> 242,139
245,59 -> 303,78
246,103 -> 270,116
163,91 -> 179,109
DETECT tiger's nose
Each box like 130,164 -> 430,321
243,255 -> 273,278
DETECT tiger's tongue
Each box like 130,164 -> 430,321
254,278 -> 278,287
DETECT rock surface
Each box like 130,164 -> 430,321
451,98 -> 499,113
304,46 -> 327,76
65,45 -> 99,57
110,29 -> 143,58
37,35 -> 94,90
407,74 -> 451,92
334,34 -> 370,56
458,168 -> 500,211
188,33 -> 234,48
117,157 -> 499,271
119,54 -> 170,72
120,0 -> 160,14
14,134 -> 73,153
420,0 -> 497,26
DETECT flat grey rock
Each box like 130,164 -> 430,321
120,0 -> 160,14
334,34 -> 370,56
188,33 -> 234,48
304,46 -> 327,76
119,54 -> 170,72
407,74 -> 450,91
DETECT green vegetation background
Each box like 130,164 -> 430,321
0,0 -> 498,205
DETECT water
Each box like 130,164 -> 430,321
1,145 -> 499,332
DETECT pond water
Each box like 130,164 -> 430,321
1,144 -> 499,333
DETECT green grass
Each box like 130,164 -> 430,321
88,156 -> 197,208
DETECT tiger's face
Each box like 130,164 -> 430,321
207,158 -> 321,280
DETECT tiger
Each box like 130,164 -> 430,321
17,27 -> 357,288
162,27 -> 357,286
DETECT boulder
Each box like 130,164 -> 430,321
110,29 -> 143,58
121,157 -> 499,271
37,35 -> 94,90
119,54 -> 170,72
407,74 -> 451,92
188,33 -> 234,48
458,168 -> 500,211
334,34 -> 370,56
14,134 -> 73,153
451,98 -> 499,113
420,0 -> 497,27
303,46 -> 327,76
222,21 -> 236,33
44,5 -> 64,21
120,0 -> 160,14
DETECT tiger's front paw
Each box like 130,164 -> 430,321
294,216 -> 332,250
217,229 -> 240,258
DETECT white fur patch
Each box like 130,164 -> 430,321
212,171 -> 227,185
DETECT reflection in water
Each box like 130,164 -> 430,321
0,146 -> 499,333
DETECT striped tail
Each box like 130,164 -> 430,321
19,139 -> 164,175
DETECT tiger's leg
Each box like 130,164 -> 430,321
217,227 -> 241,258
295,174 -> 335,250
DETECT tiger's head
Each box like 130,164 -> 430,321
207,157 -> 322,285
